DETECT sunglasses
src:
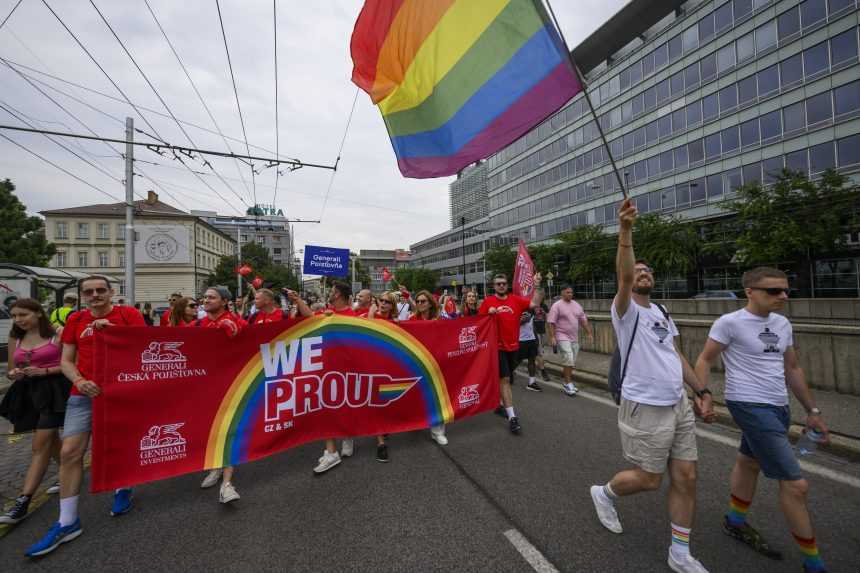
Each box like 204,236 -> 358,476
634,267 -> 653,274
381,300 -> 393,305
82,287 -> 109,296
416,299 -> 429,304
188,303 -> 199,308
750,287 -> 790,296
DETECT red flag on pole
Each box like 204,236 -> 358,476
512,239 -> 535,297
382,267 -> 392,283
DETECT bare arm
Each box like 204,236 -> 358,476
285,290 -> 313,318
694,338 -> 726,390
528,276 -> 544,309
614,199 -> 637,319
677,339 -> 715,422
785,347 -> 829,439
580,313 -> 594,339
547,322 -> 556,345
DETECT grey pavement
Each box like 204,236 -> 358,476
1,372 -> 858,572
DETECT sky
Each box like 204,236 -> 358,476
0,0 -> 625,254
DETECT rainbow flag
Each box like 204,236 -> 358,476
350,0 -> 582,179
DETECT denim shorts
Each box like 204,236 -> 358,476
62,395 -> 93,439
726,400 -> 803,481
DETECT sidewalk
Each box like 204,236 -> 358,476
540,347 -> 860,457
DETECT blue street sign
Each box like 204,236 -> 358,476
303,245 -> 350,277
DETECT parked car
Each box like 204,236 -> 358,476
692,290 -> 739,299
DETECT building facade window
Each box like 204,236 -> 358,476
77,223 -> 89,239
56,251 -> 66,267
97,223 -> 110,239
117,223 -> 126,240
55,222 -> 68,240
98,252 -> 109,267
78,251 -> 88,267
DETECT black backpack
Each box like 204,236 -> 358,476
608,302 -> 670,405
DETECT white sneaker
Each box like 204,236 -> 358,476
341,439 -> 354,457
563,383 -> 578,396
313,451 -> 341,474
590,485 -> 623,533
219,482 -> 240,504
200,469 -> 223,489
668,550 -> 709,573
46,482 -> 60,494
430,425 -> 448,446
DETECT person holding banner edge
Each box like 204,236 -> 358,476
479,272 -> 543,435
26,275 -> 145,558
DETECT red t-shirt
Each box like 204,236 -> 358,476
314,306 -> 357,317
159,309 -> 171,327
196,311 -> 243,337
62,306 -> 146,394
373,313 -> 397,322
250,308 -> 285,325
408,314 -> 435,321
354,307 -> 370,318
479,294 -> 532,351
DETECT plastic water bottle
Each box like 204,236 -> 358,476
796,429 -> 825,456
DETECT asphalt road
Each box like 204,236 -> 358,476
3,374 -> 859,572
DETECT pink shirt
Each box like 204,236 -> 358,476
547,299 -> 588,342
13,337 -> 61,369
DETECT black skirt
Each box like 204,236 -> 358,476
0,374 -> 72,433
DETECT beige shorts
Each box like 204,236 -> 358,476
617,396 -> 698,474
558,340 -> 579,367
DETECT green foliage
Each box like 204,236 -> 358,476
0,178 -> 56,266
393,267 -> 440,293
207,242 -> 299,294
484,244 -> 516,280
721,170 -> 860,264
633,213 -> 700,277
555,225 -> 615,283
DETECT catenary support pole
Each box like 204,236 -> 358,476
124,117 -> 135,304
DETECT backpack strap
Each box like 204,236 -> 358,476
619,312 -> 640,384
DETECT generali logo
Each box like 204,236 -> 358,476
117,341 -> 207,382
447,326 -> 488,358
139,423 -> 187,466
457,384 -> 481,408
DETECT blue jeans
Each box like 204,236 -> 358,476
726,400 -> 802,481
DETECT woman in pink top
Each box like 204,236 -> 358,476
0,299 -> 71,525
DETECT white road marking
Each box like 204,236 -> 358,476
504,528 -> 560,573
530,375 -> 860,489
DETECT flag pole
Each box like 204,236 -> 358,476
541,0 -> 628,199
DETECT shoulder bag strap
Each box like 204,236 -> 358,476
619,312 -> 640,383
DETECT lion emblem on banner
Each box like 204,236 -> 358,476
140,423 -> 187,451
141,342 -> 186,364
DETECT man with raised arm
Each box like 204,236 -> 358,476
589,199 -> 713,573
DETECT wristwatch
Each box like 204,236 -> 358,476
695,388 -> 712,398
807,407 -> 822,416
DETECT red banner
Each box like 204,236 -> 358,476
512,239 -> 535,297
90,315 -> 498,492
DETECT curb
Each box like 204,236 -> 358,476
539,361 -> 860,462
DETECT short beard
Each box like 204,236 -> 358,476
632,285 -> 652,295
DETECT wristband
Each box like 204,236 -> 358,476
807,407 -> 822,416
694,388 -> 712,398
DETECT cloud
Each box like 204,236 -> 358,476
0,0 -> 623,253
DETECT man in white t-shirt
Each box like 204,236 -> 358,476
516,310 -> 542,392
589,198 -> 714,573
695,267 -> 829,573
547,285 -> 593,396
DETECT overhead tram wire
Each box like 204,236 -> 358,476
3,58 -> 307,163
319,87 -> 359,219
143,0 -> 252,199
0,57 -> 194,212
214,0 -> 257,207
39,0 -> 245,215
0,131 -> 122,202
0,0 -> 23,30
89,0 -> 251,210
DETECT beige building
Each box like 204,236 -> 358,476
41,191 -> 236,306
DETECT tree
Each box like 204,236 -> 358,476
393,267 -> 440,293
207,242 -> 299,295
0,178 -> 56,266
633,213 -> 701,297
484,244 -> 516,281
719,170 -> 860,294
555,225 -> 615,295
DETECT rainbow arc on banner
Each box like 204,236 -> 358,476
350,0 -> 582,178
204,316 -> 451,469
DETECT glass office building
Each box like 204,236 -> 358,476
412,0 -> 860,293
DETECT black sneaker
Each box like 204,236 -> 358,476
509,416 -> 522,434
494,405 -> 507,418
722,516 -> 783,560
541,369 -> 550,382
0,495 -> 31,525
526,381 -> 543,392
376,444 -> 389,463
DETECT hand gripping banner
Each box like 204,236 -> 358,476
90,315 -> 499,492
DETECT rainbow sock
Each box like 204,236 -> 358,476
670,523 -> 691,558
793,534 -> 825,572
726,494 -> 750,527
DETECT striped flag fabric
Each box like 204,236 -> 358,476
350,0 -> 582,179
